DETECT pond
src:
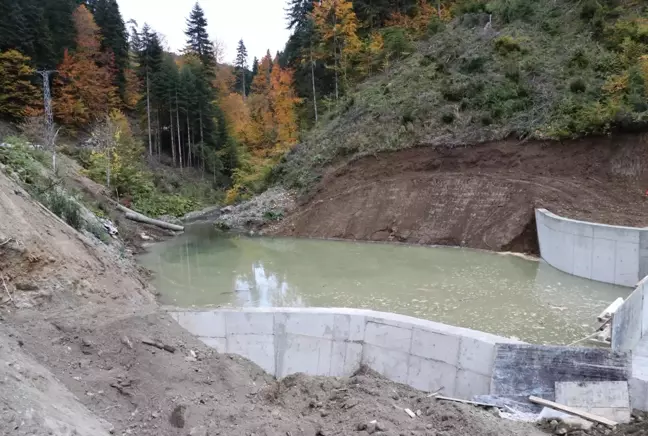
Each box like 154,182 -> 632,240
138,224 -> 631,345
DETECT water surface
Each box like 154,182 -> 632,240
139,225 -> 630,345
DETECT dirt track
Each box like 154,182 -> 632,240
272,135 -> 648,252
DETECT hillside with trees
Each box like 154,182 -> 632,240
2,0 -> 648,217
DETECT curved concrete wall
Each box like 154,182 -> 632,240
169,307 -> 522,400
535,208 -> 648,287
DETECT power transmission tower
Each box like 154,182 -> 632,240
37,70 -> 59,171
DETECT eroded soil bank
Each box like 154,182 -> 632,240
271,136 -> 648,252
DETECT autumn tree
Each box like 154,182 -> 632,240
0,50 -> 40,120
54,4 -> 118,127
312,0 -> 362,100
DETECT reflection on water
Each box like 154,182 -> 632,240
138,225 -> 631,345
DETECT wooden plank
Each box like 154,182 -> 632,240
491,344 -> 630,402
529,396 -> 618,427
435,395 -> 501,408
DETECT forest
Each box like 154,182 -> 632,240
3,0 -> 648,211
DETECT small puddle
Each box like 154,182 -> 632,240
138,224 -> 630,345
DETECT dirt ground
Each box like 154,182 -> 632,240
271,135 -> 648,253
0,157 -> 554,435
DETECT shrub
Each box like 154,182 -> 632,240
382,27 -> 413,61
427,16 -> 444,35
39,190 -> 83,230
570,78 -> 587,93
494,35 -> 526,55
491,0 -> 535,24
460,56 -> 487,74
441,112 -> 456,124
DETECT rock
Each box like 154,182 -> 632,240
367,421 -> 377,434
554,427 -> 567,435
15,282 -> 39,291
221,206 -> 234,214
170,405 -> 186,428
356,422 -> 368,431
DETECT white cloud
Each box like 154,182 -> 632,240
116,0 -> 292,64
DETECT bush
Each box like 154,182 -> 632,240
427,16 -> 444,35
494,35 -> 526,55
441,112 -> 456,124
382,27 -> 413,61
491,0 -> 535,24
39,190 -> 83,230
460,56 -> 487,74
570,78 -> 587,93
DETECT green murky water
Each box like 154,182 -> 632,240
138,224 -> 630,345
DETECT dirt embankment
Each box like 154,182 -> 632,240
272,135 -> 648,253
0,161 -> 553,435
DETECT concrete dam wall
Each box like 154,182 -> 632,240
169,307 -> 522,400
535,208 -> 648,287
169,307 -> 634,410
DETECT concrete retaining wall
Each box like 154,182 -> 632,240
169,307 -> 522,400
611,277 -> 648,411
535,208 -> 648,287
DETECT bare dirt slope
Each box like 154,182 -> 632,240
0,163 -> 552,435
272,135 -> 648,252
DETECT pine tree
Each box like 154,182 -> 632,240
44,0 -> 77,65
184,3 -> 216,71
135,24 -> 163,156
92,0 -> 129,103
0,50 -> 40,120
235,39 -> 248,99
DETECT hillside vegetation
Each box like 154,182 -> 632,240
276,0 -> 648,192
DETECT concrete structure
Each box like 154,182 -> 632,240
169,307 -> 523,400
555,381 -> 630,423
611,276 -> 648,411
535,208 -> 648,287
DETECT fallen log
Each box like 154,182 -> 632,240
124,212 -> 184,232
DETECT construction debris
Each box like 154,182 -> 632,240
141,338 -> 176,353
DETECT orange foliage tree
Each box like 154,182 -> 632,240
312,0 -> 362,99
386,0 -> 451,38
54,5 -> 118,127
0,50 -> 40,120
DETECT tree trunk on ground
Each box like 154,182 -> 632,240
123,212 -> 185,232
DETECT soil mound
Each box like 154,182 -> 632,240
272,136 -> 648,252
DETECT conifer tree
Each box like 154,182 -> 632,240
235,39 -> 248,99
92,0 -> 129,102
184,3 -> 216,71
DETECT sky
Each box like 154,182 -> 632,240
116,0 -> 292,65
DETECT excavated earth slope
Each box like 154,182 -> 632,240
273,135 -> 648,252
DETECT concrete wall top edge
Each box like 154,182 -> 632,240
537,208 -> 647,232
167,306 -> 523,345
